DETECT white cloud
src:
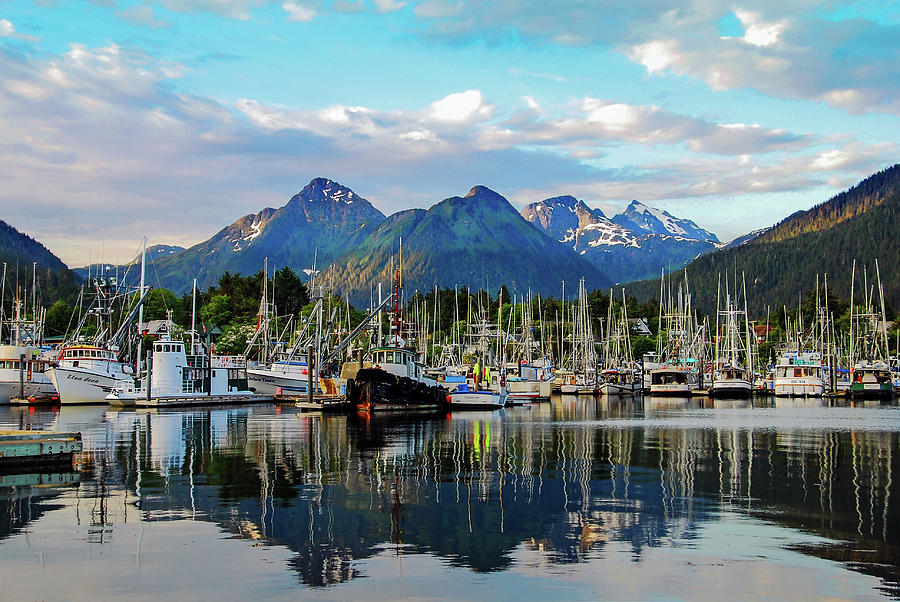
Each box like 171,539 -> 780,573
631,40 -> 677,73
373,0 -> 406,13
429,90 -> 492,122
283,0 -> 316,21
1,39 -> 895,267
0,18 -> 39,41
734,10 -> 785,47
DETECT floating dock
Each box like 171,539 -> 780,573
0,430 -> 82,472
274,393 -> 352,411
8,393 -> 60,406
131,393 -> 276,408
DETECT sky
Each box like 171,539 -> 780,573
1,0 -> 899,267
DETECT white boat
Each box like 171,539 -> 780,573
598,291 -> 638,397
106,329 -> 256,407
649,366 -> 697,396
650,273 -> 705,397
709,364 -> 752,397
0,344 -> 55,402
47,345 -> 135,404
448,383 -> 507,409
0,297 -> 55,403
598,368 -> 639,396
774,352 -> 825,397
247,358 -> 313,395
505,363 -> 553,403
709,280 -> 754,398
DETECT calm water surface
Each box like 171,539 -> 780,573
1,397 -> 899,600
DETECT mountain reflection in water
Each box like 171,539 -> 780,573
0,397 -> 899,598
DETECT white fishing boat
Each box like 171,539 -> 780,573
48,345 -> 135,404
0,344 -> 55,402
106,317 -> 257,407
598,368 -> 639,396
0,291 -> 55,403
773,351 -> 825,397
247,357 -> 314,395
650,274 -> 704,397
649,365 -> 696,396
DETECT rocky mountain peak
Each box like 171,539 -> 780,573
465,185 -> 507,204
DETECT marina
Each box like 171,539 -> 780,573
0,398 -> 899,598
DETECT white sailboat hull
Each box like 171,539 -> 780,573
599,382 -> 638,396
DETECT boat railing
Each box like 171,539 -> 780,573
212,355 -> 247,369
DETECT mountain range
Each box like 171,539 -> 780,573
81,179 -> 716,303
521,196 -> 721,283
6,163 -> 898,316
626,163 -> 900,313
322,185 -> 610,304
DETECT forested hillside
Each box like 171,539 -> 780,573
625,164 -> 900,315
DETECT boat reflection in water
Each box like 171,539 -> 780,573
0,396 -> 899,598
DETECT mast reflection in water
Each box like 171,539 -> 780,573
0,397 -> 899,599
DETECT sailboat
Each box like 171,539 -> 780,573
650,273 -> 702,396
598,290 -> 639,396
559,279 -> 598,395
848,260 -> 894,399
709,275 -> 754,398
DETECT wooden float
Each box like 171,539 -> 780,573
0,430 -> 82,472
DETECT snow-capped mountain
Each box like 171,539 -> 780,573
611,200 -> 719,242
522,196 -> 720,283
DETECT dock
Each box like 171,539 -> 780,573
274,392 -> 352,411
132,393 -> 276,408
0,430 -> 82,473
8,393 -> 60,406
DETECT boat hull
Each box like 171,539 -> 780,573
650,384 -> 692,396
709,380 -> 753,398
347,368 -> 448,412
448,389 -> 507,409
774,379 -> 825,397
47,366 -> 131,404
849,383 -> 894,399
0,379 -> 56,404
598,382 -> 638,396
246,369 -> 310,395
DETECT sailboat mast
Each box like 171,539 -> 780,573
137,236 -> 147,372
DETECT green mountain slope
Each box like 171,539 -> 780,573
625,164 -> 900,314
324,186 -> 611,305
0,219 -> 79,305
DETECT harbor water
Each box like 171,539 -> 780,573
1,396 -> 899,600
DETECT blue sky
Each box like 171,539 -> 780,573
1,0 -> 898,266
